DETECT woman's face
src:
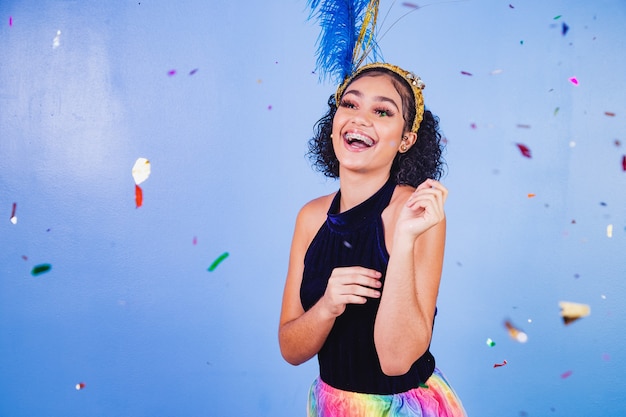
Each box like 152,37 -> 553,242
331,73 -> 415,177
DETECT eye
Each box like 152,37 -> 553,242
339,99 -> 356,109
375,108 -> 394,117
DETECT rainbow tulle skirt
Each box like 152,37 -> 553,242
307,368 -> 467,417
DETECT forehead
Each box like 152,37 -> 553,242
346,73 -> 403,100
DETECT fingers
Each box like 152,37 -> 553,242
322,267 -> 382,316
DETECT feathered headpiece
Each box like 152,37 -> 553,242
307,0 -> 426,133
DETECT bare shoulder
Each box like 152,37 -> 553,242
296,192 -> 336,240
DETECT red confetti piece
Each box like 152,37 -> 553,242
516,143 -> 532,158
604,111 -> 616,117
493,360 -> 508,368
460,71 -> 473,76
402,2 -> 420,8
167,69 -> 176,76
568,76 -> 579,86
75,382 -> 86,390
561,370 -> 573,379
135,185 -> 143,208
622,155 -> 626,171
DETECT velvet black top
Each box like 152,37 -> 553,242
300,177 -> 435,395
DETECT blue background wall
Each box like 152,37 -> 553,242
1,1 -> 625,416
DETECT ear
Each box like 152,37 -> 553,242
399,131 -> 417,153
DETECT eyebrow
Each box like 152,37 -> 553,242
343,89 -> 400,112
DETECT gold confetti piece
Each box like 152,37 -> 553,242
132,158 -> 151,185
559,301 -> 590,325
607,224 -> 613,238
504,320 -> 528,343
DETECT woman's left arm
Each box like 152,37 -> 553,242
374,179 -> 448,376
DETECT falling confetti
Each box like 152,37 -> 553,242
607,224 -> 613,238
554,107 -> 560,116
267,105 -> 273,110
135,185 -> 143,208
504,320 -> 528,343
52,30 -> 61,49
515,143 -> 532,158
604,111 -> 616,117
527,193 -> 536,198
516,124 -> 531,129
75,382 -> 86,390
508,4 -> 514,8
131,158 -> 151,185
622,155 -> 626,171
193,236 -> 198,245
568,76 -> 579,86
10,202 -> 17,224
208,252 -> 229,272
167,69 -> 177,76
553,15 -> 562,20
460,71 -> 473,76
189,68 -> 198,75
9,16 -> 13,26
486,338 -> 496,347
561,370 -> 573,379
31,264 -> 52,276
402,2 -> 420,8
493,360 -> 508,368
419,382 -> 429,388
559,301 -> 590,325
490,69 -> 503,75
561,22 -> 569,36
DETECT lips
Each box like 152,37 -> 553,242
344,132 -> 375,149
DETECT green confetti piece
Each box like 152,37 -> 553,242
554,15 -> 562,20
419,382 -> 429,389
486,338 -> 496,347
554,107 -> 560,116
31,263 -> 52,276
208,252 -> 229,272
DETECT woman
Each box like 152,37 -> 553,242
279,63 -> 467,416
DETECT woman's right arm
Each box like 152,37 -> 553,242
278,200 -> 336,365
278,198 -> 383,365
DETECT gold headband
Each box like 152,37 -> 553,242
335,62 -> 426,133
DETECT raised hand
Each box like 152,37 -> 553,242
396,179 -> 448,241
319,266 -> 382,318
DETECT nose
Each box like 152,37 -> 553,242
351,108 -> 372,127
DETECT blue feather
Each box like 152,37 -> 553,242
307,0 -> 379,84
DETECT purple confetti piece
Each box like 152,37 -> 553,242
189,68 -> 198,75
167,69 -> 177,76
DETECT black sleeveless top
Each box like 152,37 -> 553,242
300,177 -> 435,395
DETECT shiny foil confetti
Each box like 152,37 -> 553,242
31,264 -> 52,276
486,338 -> 496,347
493,360 -> 507,368
559,301 -> 590,325
504,320 -> 528,343
52,30 -> 61,48
208,252 -> 229,272
515,143 -> 532,158
10,202 -> 17,224
75,382 -> 86,390
135,185 -> 143,208
132,158 -> 151,185
607,224 -> 613,238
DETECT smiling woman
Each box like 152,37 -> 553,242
278,61 -> 467,416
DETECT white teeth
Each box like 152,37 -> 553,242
345,132 -> 374,147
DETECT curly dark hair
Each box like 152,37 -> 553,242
307,67 -> 446,187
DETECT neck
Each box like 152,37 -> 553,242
338,171 -> 391,212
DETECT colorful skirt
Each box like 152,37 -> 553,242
307,368 -> 467,417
